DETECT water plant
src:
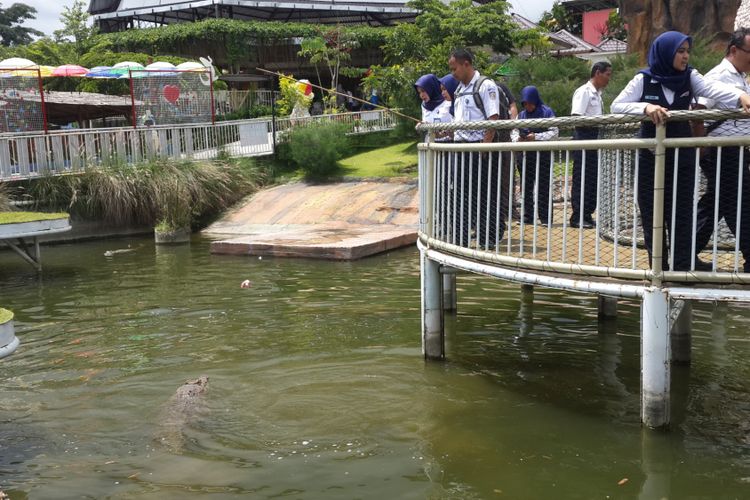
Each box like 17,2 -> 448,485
0,182 -> 10,211
27,157 -> 268,230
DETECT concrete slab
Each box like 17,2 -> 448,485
205,180 -> 418,260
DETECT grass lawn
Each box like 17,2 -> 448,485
0,212 -> 68,225
338,141 -> 418,178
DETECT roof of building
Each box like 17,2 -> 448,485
89,0 -> 416,28
596,37 -> 627,53
510,13 -> 602,56
552,28 -> 602,55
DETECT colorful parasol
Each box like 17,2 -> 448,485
51,64 -> 90,77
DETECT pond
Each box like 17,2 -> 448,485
0,237 -> 749,499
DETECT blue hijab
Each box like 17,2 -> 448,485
414,74 -> 444,112
439,74 -> 459,116
519,86 -> 555,134
519,86 -> 555,119
639,31 -> 693,92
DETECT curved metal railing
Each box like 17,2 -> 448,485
417,109 -> 750,297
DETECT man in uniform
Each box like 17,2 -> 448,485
693,28 -> 750,271
569,61 -> 612,228
449,48 -> 502,248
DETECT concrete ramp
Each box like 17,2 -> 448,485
204,181 -> 418,259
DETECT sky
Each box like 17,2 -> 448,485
20,0 -> 558,37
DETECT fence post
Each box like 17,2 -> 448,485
651,124 -> 666,286
271,92 -> 277,159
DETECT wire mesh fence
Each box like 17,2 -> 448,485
0,69 -> 45,133
129,69 -> 213,127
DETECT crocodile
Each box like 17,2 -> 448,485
155,375 -> 209,453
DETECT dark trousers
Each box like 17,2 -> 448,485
459,150 -> 507,247
519,150 -> 553,223
571,127 -> 599,221
694,146 -> 750,270
637,148 -> 697,270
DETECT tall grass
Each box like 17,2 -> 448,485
27,157 -> 268,229
0,182 -> 10,211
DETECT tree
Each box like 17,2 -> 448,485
363,0 -> 526,127
539,1 -> 579,34
54,0 -> 97,58
298,27 -> 359,113
602,10 -> 627,41
0,2 -> 42,46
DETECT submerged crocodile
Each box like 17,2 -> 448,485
155,375 -> 209,453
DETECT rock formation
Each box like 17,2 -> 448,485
619,0 -> 743,60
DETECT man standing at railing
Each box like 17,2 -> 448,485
448,48 -> 503,248
570,61 -> 612,228
693,28 -> 750,272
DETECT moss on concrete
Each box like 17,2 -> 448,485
0,212 -> 68,225
0,308 -> 13,324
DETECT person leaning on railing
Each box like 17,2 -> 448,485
611,31 -> 750,272
449,48 -> 503,247
692,28 -> 750,273
515,85 -> 559,226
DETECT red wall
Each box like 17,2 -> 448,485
583,9 -> 614,45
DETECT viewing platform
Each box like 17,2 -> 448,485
0,212 -> 71,270
417,109 -> 750,428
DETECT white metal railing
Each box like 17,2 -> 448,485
0,119 -> 274,179
274,110 -> 399,135
0,109 -> 398,181
417,109 -> 750,291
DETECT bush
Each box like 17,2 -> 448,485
287,122 -> 351,178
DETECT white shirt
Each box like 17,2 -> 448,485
611,69 -> 744,115
571,80 -> 603,116
421,100 -> 452,124
454,71 -> 499,142
421,100 -> 453,142
697,58 -> 750,137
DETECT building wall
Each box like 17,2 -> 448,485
582,9 -> 613,45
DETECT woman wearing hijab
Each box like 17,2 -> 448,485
415,74 -> 454,240
517,85 -> 559,226
415,74 -> 452,124
439,74 -> 459,117
612,31 -> 750,271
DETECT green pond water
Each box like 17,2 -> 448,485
0,237 -> 749,499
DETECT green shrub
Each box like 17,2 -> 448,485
287,122 -> 351,178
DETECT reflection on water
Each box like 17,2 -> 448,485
0,237 -> 749,498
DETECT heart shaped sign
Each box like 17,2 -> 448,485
163,85 -> 180,104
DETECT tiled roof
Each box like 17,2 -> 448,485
597,37 -> 627,53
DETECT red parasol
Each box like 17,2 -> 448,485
51,64 -> 90,77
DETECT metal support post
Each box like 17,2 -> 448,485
670,300 -> 692,365
421,251 -> 444,360
442,273 -> 456,311
598,296 -> 618,319
641,287 -> 671,428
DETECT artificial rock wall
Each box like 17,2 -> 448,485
619,0 -> 743,60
